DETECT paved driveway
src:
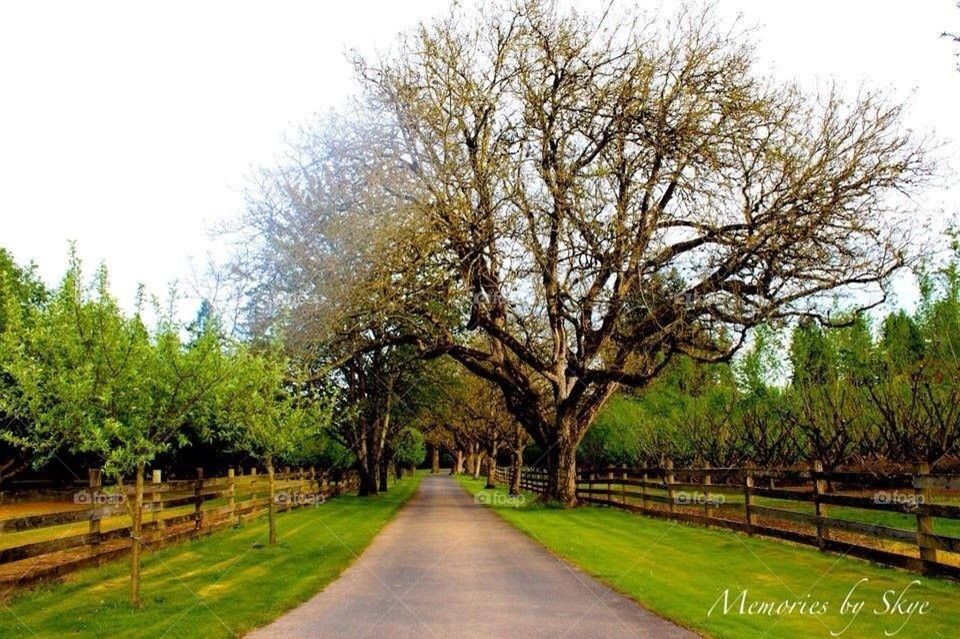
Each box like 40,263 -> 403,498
247,473 -> 697,638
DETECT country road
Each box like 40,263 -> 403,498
247,474 -> 696,638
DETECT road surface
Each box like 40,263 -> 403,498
247,473 -> 697,638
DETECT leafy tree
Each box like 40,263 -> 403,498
0,248 -> 48,481
789,319 -> 833,387
579,395 -> 645,468
219,345 -> 332,545
392,427 -> 426,474
879,311 -> 925,374
0,248 -> 46,332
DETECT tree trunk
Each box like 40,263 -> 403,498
510,426 -> 524,496
510,448 -> 523,496
130,462 -> 145,607
266,459 -> 277,545
544,432 -> 579,506
378,456 -> 390,492
451,449 -> 464,475
431,445 -> 440,474
485,436 -> 497,489
472,450 -> 483,479
465,444 -> 476,478
359,469 -> 379,496
358,458 -> 379,496
394,461 -> 403,480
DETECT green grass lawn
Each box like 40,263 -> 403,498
457,476 -> 960,639
0,474 -> 421,638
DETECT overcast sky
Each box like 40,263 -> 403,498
2,1 -> 959,318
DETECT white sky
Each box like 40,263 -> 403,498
1,1 -> 959,319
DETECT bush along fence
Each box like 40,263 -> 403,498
496,463 -> 960,581
0,467 -> 359,588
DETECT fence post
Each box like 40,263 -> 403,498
294,467 -> 302,509
607,469 -> 614,507
88,468 -> 102,559
703,463 -> 713,520
194,467 -> 204,531
743,465 -> 754,536
227,468 -> 236,524
620,464 -> 627,506
812,460 -> 828,551
250,467 -> 258,519
150,469 -> 163,533
641,471 -> 649,512
914,462 -> 936,573
664,460 -> 675,515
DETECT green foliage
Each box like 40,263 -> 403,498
579,395 -> 645,467
879,310 -> 925,373
585,261 -> 960,469
0,250 -> 230,478
0,248 -> 50,470
392,426 -> 426,467
218,344 -> 333,469
0,248 -> 46,333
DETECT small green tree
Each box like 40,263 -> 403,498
392,427 -> 426,476
220,345 -> 332,545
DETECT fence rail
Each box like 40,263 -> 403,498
496,462 -> 960,581
0,466 -> 358,587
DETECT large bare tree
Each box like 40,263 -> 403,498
351,1 -> 931,503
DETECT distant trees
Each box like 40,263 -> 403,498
392,427 -> 426,476
779,316 -> 873,471
582,250 -> 960,471
328,347 -> 406,496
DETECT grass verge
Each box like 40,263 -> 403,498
456,475 -> 960,639
0,474 -> 421,638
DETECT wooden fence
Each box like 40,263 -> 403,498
497,463 -> 960,581
0,466 -> 358,588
